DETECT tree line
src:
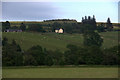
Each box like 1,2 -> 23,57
2,16 -> 115,33
44,19 -> 77,22
2,38 -> 119,66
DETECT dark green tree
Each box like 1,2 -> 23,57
52,22 -> 61,32
2,21 -> 11,31
44,55 -> 53,66
82,15 -> 97,32
64,23 -> 74,34
54,50 -> 64,65
96,24 -> 105,32
102,45 -> 119,65
84,46 -> 103,65
83,31 -> 103,47
2,39 -> 23,66
106,18 -> 113,31
20,23 -> 26,31
26,45 -> 45,65
65,44 -> 85,65
24,54 -> 37,66
28,24 -> 45,32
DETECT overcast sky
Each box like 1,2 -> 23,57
2,1 -> 119,23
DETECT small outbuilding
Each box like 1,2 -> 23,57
4,29 -> 22,32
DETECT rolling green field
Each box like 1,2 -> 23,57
2,31 -> 118,51
2,67 -> 118,78
2,31 -> 119,78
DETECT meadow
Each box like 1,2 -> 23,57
2,66 -> 118,78
2,30 -> 119,78
2,31 -> 118,51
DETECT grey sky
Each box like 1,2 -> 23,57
2,1 -> 118,23
2,2 -> 61,21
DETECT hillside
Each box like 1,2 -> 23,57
2,31 -> 118,51
8,20 -> 77,27
7,21 -> 120,28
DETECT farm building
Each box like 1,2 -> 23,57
4,29 -> 22,32
55,28 -> 64,33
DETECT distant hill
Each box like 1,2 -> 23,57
43,19 -> 77,22
5,20 -> 120,28
2,20 -> 120,32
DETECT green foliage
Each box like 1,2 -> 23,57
26,45 -> 45,65
2,38 -> 23,66
102,45 -> 119,65
65,44 -> 86,65
65,44 -> 118,65
63,23 -> 74,33
65,44 -> 104,65
96,26 -> 105,32
28,24 -> 45,32
83,30 -> 103,47
2,21 -> 11,31
52,22 -> 61,32
82,16 -> 97,32
24,54 -> 37,66
3,17 -> 118,33
11,26 -> 19,29
45,55 -> 53,66
82,24 -> 96,33
106,18 -> 113,31
84,46 -> 103,65
20,23 -> 26,31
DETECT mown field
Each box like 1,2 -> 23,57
2,31 -> 118,51
2,66 -> 118,78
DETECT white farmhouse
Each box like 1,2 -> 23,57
55,28 -> 63,33
59,28 -> 63,33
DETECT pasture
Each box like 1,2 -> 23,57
2,66 -> 118,78
2,31 -> 118,51
2,30 -> 119,78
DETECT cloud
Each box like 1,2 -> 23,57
2,2 -> 118,23
2,2 -> 60,21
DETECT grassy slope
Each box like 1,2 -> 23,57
3,32 -> 83,51
2,31 -> 119,78
3,67 -> 118,78
2,31 -> 118,51
100,31 -> 118,49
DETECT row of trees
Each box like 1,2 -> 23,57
2,21 -> 47,33
51,16 -> 113,33
27,16 -> 113,33
2,37 -> 119,66
2,21 -> 26,32
44,19 -> 77,22
2,16 -> 114,33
